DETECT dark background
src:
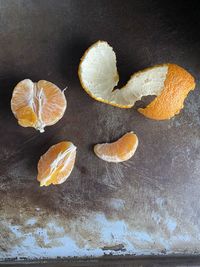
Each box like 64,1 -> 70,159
0,0 -> 200,265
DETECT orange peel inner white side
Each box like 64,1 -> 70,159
78,41 -> 195,120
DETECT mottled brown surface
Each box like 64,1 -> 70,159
0,0 -> 200,261
4,256 -> 200,267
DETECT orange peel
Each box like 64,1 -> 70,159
138,63 -> 196,120
78,41 -> 195,120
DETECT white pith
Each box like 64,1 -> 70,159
79,41 -> 168,107
27,82 -> 46,133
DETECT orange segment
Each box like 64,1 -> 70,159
94,132 -> 138,162
17,106 -> 37,127
37,141 -> 76,186
37,80 -> 67,126
138,64 -> 196,120
11,79 -> 67,132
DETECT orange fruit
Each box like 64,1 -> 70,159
11,79 -> 67,132
79,41 -> 195,120
37,141 -> 76,186
138,64 -> 196,120
94,132 -> 138,162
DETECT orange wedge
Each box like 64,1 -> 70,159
78,41 -> 195,120
37,141 -> 76,186
11,79 -> 67,132
94,132 -> 138,162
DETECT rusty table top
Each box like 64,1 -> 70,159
0,0 -> 200,261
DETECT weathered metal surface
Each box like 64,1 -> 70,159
0,0 -> 200,261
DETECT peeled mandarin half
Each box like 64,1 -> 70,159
11,79 -> 67,132
78,41 -> 195,120
94,132 -> 138,163
37,141 -> 76,186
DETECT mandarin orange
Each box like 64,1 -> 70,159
11,79 -> 66,132
94,132 -> 138,162
37,141 -> 76,186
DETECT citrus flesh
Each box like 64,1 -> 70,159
94,132 -> 138,162
37,141 -> 76,186
11,79 -> 67,132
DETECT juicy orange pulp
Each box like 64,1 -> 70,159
11,79 -> 66,132
37,141 -> 76,186
94,132 -> 138,162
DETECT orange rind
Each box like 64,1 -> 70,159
138,63 -> 196,120
78,41 -> 195,120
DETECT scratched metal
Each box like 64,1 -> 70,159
0,0 -> 200,261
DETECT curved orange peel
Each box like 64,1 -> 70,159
78,41 -> 195,120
